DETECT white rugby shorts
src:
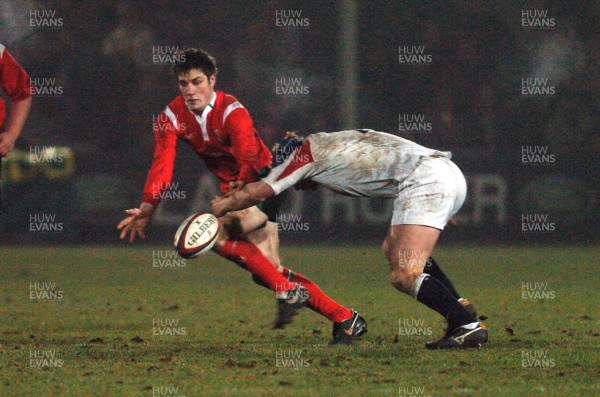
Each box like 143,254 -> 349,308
391,156 -> 467,230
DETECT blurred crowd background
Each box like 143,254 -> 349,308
0,0 -> 597,242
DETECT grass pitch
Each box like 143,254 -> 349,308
0,245 -> 598,396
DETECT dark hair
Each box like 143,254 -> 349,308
272,131 -> 304,166
173,48 -> 217,78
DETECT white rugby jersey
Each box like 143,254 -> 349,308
263,129 -> 451,198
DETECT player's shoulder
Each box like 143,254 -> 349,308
216,90 -> 249,123
217,91 -> 246,112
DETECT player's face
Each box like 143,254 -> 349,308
177,69 -> 216,114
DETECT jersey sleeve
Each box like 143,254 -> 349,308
263,140 -> 319,195
141,112 -> 178,207
0,46 -> 32,102
224,105 -> 262,183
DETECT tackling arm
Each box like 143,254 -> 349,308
211,181 -> 275,217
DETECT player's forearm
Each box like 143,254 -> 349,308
5,96 -> 32,138
225,187 -> 263,213
225,182 -> 274,212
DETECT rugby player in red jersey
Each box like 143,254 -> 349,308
117,49 -> 366,344
0,44 -> 32,157
212,129 -> 488,349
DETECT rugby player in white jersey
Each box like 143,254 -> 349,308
211,129 -> 488,349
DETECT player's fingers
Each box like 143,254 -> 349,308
119,224 -> 130,239
129,229 -> 136,243
117,217 -> 132,229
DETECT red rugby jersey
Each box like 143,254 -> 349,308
0,44 -> 32,130
142,90 -> 272,207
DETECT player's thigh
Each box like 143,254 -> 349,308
246,221 -> 283,270
384,224 -> 441,278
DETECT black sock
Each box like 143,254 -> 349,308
415,274 -> 475,329
424,257 -> 461,300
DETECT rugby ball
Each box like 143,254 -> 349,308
173,213 -> 219,258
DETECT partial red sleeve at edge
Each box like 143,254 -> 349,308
0,49 -> 32,102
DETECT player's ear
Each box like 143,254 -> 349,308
209,74 -> 216,88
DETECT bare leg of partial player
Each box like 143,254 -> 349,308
383,224 -> 478,332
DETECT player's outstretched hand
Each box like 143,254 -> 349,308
210,195 -> 229,217
117,208 -> 151,243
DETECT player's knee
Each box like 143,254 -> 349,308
222,215 -> 244,240
390,269 -> 413,293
